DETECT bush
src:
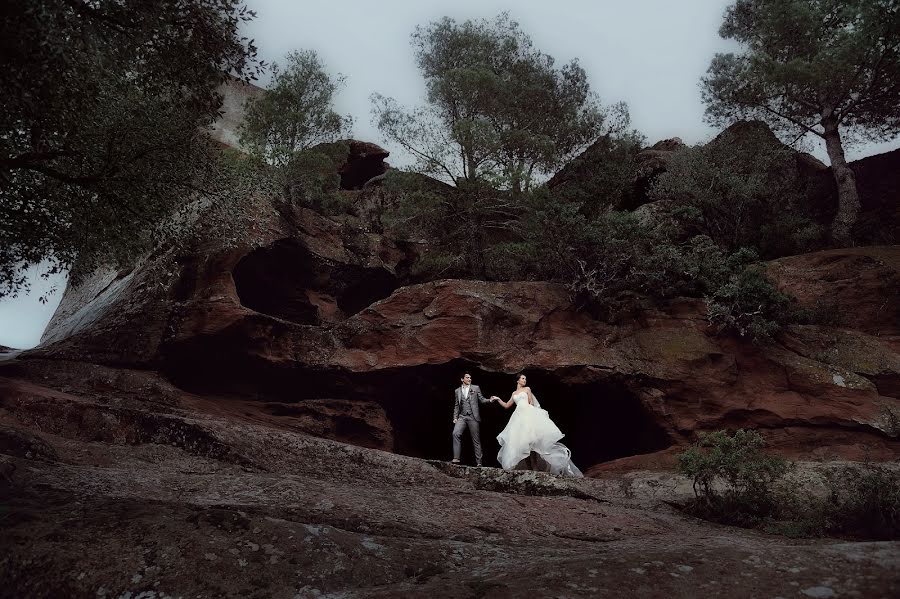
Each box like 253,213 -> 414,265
279,143 -> 351,215
677,432 -> 900,540
380,149 -> 799,340
818,463 -> 900,540
676,429 -> 790,525
383,171 -> 525,279
650,131 -> 826,259
704,260 -> 797,342
517,194 -> 796,336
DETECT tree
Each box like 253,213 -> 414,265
0,0 -> 262,297
701,0 -> 900,245
372,13 -> 615,192
238,50 -> 352,167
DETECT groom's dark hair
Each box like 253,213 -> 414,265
460,372 -> 471,380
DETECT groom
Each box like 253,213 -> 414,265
452,372 -> 498,467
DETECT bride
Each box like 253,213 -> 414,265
495,374 -> 583,477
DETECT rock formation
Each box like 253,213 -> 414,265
15,148 -> 898,470
552,120 -> 900,245
2,134 -> 899,597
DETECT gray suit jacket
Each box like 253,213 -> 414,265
453,385 -> 491,422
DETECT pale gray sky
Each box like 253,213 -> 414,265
1,0 -> 898,349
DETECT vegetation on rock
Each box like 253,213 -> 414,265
238,50 -> 352,167
651,125 -> 826,259
677,429 -> 900,539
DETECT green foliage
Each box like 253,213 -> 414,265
705,261 -> 797,342
511,188 -> 795,337
155,148 -> 277,256
279,143 -> 352,216
0,0 -> 261,297
651,132 -> 826,258
677,432 -> 900,540
384,170 -> 522,278
372,13 -> 623,191
548,130 -> 645,213
386,158 -> 796,338
238,50 -> 351,167
817,463 -> 900,540
513,199 -> 657,312
703,0 -> 900,143
676,429 -> 790,525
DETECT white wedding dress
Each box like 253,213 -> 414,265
496,391 -> 583,477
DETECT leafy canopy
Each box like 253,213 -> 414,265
238,50 -> 352,167
373,13 -> 614,191
0,0 -> 262,297
702,0 -> 900,143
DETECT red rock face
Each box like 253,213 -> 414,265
338,140 -> 390,189
12,135 -> 899,471
767,246 -> 900,341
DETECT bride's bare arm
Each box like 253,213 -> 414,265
526,387 -> 535,405
497,394 -> 515,409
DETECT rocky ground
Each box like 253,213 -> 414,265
1,365 -> 898,599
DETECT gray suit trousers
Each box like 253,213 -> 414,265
452,416 -> 482,464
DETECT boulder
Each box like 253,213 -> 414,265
338,140 -> 390,190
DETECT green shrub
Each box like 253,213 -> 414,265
279,143 -> 350,215
379,147 -> 799,340
819,463 -> 900,540
704,261 -> 797,342
650,131 -> 826,259
520,197 -> 796,336
677,432 -> 900,540
676,429 -> 790,525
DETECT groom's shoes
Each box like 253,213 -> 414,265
475,463 -> 483,467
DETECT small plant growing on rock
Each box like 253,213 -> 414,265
704,261 -> 796,342
676,429 -> 789,525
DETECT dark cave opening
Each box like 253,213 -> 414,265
232,238 -> 401,324
166,353 -> 672,472
233,239 -> 320,324
363,362 -> 673,470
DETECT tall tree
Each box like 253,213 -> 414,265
0,0 -> 261,297
373,13 -> 615,192
238,50 -> 351,167
701,0 -> 900,245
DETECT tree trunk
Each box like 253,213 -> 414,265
465,221 -> 486,278
822,118 -> 860,247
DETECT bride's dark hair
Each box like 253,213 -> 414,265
514,373 -> 526,385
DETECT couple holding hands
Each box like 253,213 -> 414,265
452,372 -> 582,477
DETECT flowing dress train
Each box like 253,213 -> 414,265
496,391 -> 582,477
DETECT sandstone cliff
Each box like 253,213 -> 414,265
13,142 -> 898,471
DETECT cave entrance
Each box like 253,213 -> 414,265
232,238 -> 400,325
164,352 -> 672,472
360,362 -> 672,472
